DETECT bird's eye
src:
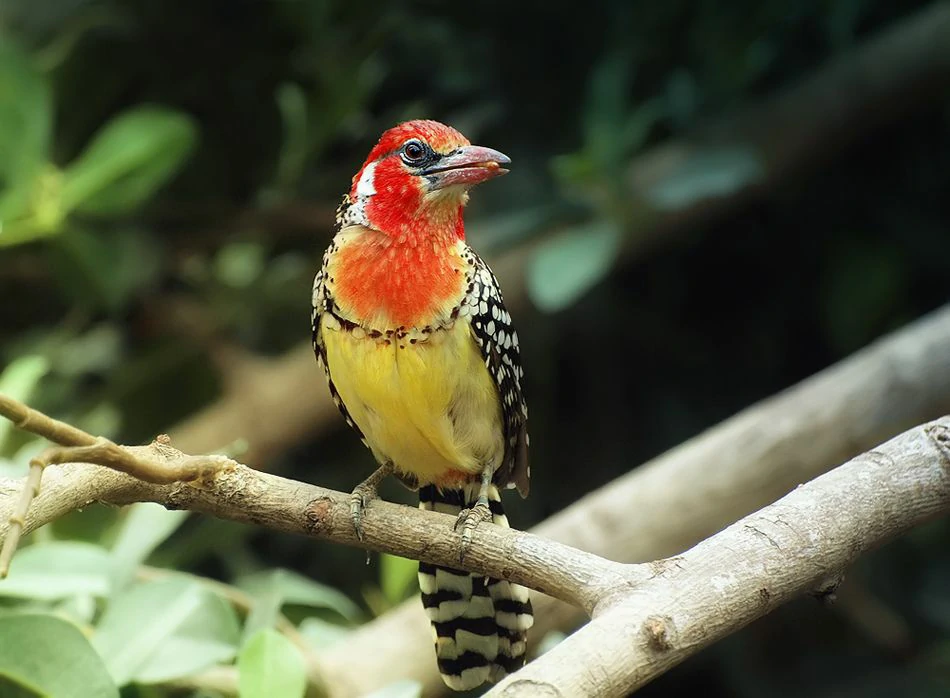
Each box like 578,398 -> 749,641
402,140 -> 427,164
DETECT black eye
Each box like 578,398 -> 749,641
402,140 -> 427,164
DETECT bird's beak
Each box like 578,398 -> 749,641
422,145 -> 511,190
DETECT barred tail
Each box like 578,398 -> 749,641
418,484 -> 534,690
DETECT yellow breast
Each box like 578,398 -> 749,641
321,317 -> 504,486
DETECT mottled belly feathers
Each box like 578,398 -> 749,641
320,317 -> 504,486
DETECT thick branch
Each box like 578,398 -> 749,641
322,302 -> 950,696
489,419 -> 950,696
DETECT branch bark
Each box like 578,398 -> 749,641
320,303 -> 950,696
167,1 -> 950,465
488,419 -> 950,696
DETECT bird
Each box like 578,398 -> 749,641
311,119 -> 533,690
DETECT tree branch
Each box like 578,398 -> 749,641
0,398 -> 647,615
320,303 -> 950,695
488,419 -> 950,696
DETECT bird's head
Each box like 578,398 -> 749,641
346,120 -> 510,241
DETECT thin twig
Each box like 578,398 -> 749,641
0,457 -> 44,577
0,406 -> 234,578
0,393 -> 95,448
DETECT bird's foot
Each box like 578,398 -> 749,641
349,463 -> 393,540
454,499 -> 493,561
348,486 -> 374,541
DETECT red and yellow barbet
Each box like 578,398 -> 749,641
311,120 -> 533,689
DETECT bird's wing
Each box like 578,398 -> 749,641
459,245 -> 530,497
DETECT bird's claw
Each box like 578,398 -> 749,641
348,463 -> 393,541
454,500 -> 493,561
349,486 -> 373,541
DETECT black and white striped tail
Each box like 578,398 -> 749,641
418,484 -> 534,690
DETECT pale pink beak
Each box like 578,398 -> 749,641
422,145 -> 511,190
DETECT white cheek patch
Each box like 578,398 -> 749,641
341,198 -> 369,228
356,162 -> 377,197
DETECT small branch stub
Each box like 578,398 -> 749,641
927,423 -> 950,467
643,615 -> 675,652
0,415 -> 235,578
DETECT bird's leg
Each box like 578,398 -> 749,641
454,465 -> 494,560
349,461 -> 394,540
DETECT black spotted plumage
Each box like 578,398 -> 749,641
311,200 -> 367,445
457,246 -> 530,497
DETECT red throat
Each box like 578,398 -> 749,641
334,227 -> 465,328
333,120 -> 479,326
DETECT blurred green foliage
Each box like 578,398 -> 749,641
0,0 -> 948,696
237,629 -> 306,698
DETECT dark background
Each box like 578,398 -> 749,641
1,0 -> 948,696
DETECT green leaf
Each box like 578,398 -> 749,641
297,617 -> 351,650
50,227 -> 163,311
61,106 -> 197,216
527,220 -> 621,313
270,82 -> 309,198
213,242 -> 266,289
0,355 -> 50,403
644,146 -> 765,210
365,680 -> 423,698
0,542 -> 113,600
0,168 -> 67,248
54,592 -> 99,625
0,354 -> 50,448
0,614 -> 119,698
583,50 -> 637,169
93,578 -> 239,686
379,553 -> 417,605
466,205 -> 557,253
47,324 -> 123,378
0,40 -> 52,212
132,592 -> 240,685
241,583 -> 282,643
236,569 -> 361,622
619,98 -> 665,154
664,69 -> 699,129
821,241 -> 907,353
238,629 -> 306,698
110,503 -> 189,590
